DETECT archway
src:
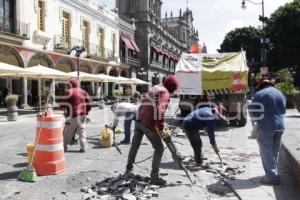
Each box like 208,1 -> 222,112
95,65 -> 108,98
55,57 -> 74,72
120,69 -> 129,78
27,53 -> 53,107
108,67 -> 119,96
0,47 -> 24,107
79,60 -> 93,94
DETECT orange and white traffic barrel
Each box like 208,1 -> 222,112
33,109 -> 65,176
230,72 -> 246,93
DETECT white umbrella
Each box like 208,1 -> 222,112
67,71 -> 102,81
130,78 -> 150,85
19,65 -> 73,110
0,62 -> 34,75
113,76 -> 133,84
95,74 -> 120,82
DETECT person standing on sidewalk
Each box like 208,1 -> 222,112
111,101 -> 139,144
126,75 -> 179,186
60,78 -> 92,152
248,75 -> 286,185
182,102 -> 226,165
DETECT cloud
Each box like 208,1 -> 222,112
225,20 -> 246,33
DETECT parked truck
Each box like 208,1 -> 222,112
175,51 -> 249,126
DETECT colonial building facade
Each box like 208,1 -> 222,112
116,0 -> 199,85
0,0 -> 130,107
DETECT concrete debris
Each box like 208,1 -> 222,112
80,173 -> 161,200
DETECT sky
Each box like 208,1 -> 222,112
101,0 -> 292,53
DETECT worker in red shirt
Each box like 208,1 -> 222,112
126,75 -> 179,186
60,78 -> 92,152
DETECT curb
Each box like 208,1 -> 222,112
280,134 -> 300,188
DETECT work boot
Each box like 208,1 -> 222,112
194,153 -> 204,165
150,175 -> 167,186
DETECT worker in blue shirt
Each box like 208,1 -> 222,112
182,103 -> 226,165
248,75 -> 286,185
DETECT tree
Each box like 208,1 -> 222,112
267,1 -> 300,72
218,26 -> 261,72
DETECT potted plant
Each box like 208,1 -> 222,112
276,83 -> 298,109
5,94 -> 19,121
276,68 -> 299,109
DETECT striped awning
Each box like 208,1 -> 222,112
121,36 -> 135,51
130,39 -> 140,52
203,88 -> 232,95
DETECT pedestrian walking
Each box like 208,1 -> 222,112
248,75 -> 286,185
182,102 -> 226,165
111,101 -> 139,144
60,78 -> 92,152
125,75 -> 179,186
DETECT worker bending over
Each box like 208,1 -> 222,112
111,101 -> 139,144
182,103 -> 226,165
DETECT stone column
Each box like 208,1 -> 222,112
50,79 -> 57,106
20,77 -> 29,108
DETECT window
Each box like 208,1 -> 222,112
0,0 -> 15,33
98,28 -> 105,57
112,33 -> 116,54
82,20 -> 90,53
62,11 -> 71,48
37,0 -> 45,31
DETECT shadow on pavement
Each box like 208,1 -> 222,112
12,162 -> 27,168
0,170 -> 21,180
160,161 -> 181,170
285,115 -> 300,118
227,176 -> 261,190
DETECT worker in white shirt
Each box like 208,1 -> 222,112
111,102 -> 139,144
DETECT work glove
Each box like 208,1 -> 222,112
212,144 -> 220,154
157,128 -> 170,140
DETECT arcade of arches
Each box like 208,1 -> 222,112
0,46 -> 129,108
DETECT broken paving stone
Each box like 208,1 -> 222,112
83,194 -> 92,200
176,180 -> 182,184
122,194 -> 136,200
61,191 -> 67,195
159,173 -> 168,176
206,169 -> 218,174
14,191 -> 21,195
81,187 -> 89,193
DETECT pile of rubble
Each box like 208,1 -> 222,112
182,156 -> 245,180
80,173 -> 160,200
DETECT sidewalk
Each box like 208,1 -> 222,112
225,109 -> 300,200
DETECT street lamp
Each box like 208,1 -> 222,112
69,44 -> 86,80
241,0 -> 268,68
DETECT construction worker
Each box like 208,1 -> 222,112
182,102 -> 226,165
248,75 -> 286,185
111,101 -> 139,144
60,78 -> 92,152
126,75 -> 179,186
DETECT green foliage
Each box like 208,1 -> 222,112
5,94 -> 18,106
276,83 -> 298,96
276,68 -> 294,84
267,1 -> 300,70
276,68 -> 298,96
218,26 -> 261,65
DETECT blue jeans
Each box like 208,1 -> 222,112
256,128 -> 283,181
124,112 -> 135,142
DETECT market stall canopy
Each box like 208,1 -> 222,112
67,71 -> 101,81
96,74 -> 120,82
0,62 -> 35,75
130,78 -> 150,85
18,65 -> 73,79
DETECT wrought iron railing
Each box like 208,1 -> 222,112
0,16 -> 30,38
54,35 -> 114,60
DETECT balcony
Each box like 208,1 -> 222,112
120,55 -> 141,67
0,16 -> 30,39
54,35 -> 114,60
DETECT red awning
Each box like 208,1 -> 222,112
151,46 -> 163,55
163,52 -> 170,59
170,55 -> 176,61
121,36 -> 135,51
130,39 -> 140,53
